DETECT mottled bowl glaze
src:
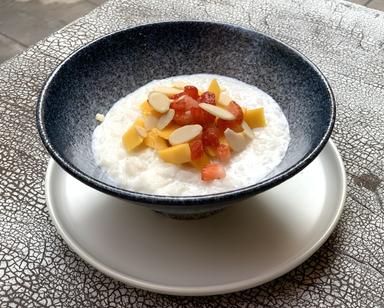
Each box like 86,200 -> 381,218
37,21 -> 335,216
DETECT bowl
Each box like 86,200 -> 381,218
37,21 -> 335,217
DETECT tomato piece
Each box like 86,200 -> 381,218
173,110 -> 194,125
184,86 -> 199,100
197,91 -> 216,105
201,163 -> 226,181
184,96 -> 199,110
216,144 -> 231,162
189,139 -> 204,160
227,101 -> 243,124
202,125 -> 220,147
170,91 -> 186,100
170,99 -> 186,111
191,107 -> 215,125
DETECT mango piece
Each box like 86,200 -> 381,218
134,117 -> 145,127
244,107 -> 267,128
153,123 -> 180,140
190,152 -> 210,170
158,143 -> 191,164
144,130 -> 168,150
140,101 -> 161,117
122,125 -> 144,152
208,79 -> 220,103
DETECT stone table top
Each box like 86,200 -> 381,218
0,0 -> 383,306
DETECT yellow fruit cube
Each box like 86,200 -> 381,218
144,130 -> 168,150
140,101 -> 161,117
134,117 -> 145,127
208,79 -> 220,103
244,107 -> 267,128
153,123 -> 180,139
190,152 -> 210,170
122,125 -> 144,152
158,143 -> 191,164
219,136 -> 229,145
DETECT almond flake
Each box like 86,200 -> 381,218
153,86 -> 181,97
144,115 -> 158,130
241,121 -> 255,139
199,103 -> 235,120
169,124 -> 203,145
157,109 -> 175,130
148,92 -> 171,113
224,128 -> 249,152
135,125 -> 147,138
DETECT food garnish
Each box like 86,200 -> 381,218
121,79 -> 267,181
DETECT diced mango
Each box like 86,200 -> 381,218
134,117 -> 145,127
208,79 -> 220,103
140,101 -> 161,117
153,123 -> 180,140
144,130 -> 168,150
244,107 -> 267,128
205,146 -> 216,157
122,125 -> 144,152
190,152 -> 210,170
158,143 -> 191,164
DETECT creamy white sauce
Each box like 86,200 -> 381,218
92,74 -> 290,196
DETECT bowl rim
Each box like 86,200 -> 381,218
36,20 -> 336,206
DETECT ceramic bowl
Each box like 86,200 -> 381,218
37,21 -> 335,217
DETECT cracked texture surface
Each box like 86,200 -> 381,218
0,0 -> 383,306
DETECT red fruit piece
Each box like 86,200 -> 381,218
216,144 -> 231,162
170,91 -> 186,100
184,86 -> 199,100
197,91 -> 216,105
201,163 -> 226,181
184,96 -> 199,110
189,139 -> 204,160
227,101 -> 243,124
202,125 -> 220,147
170,99 -> 186,111
191,106 -> 216,125
173,110 -> 194,125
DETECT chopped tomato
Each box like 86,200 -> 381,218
197,91 -> 216,105
170,99 -> 186,111
201,163 -> 226,181
216,144 -> 231,162
227,101 -> 243,124
173,110 -> 194,125
202,125 -> 220,147
184,86 -> 199,100
191,106 -> 215,124
189,139 -> 204,160
170,91 -> 186,100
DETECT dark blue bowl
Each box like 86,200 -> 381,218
37,21 -> 335,216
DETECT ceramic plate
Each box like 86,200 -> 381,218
46,140 -> 346,296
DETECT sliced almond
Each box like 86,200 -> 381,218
95,113 -> 105,122
169,124 -> 203,145
157,109 -> 175,130
171,81 -> 188,89
144,115 -> 158,130
224,128 -> 249,152
218,92 -> 232,106
199,103 -> 235,120
241,121 -> 255,139
135,125 -> 147,138
148,92 -> 171,113
153,86 -> 181,97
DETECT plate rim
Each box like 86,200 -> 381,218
45,139 -> 346,296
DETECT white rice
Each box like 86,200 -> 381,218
92,74 -> 290,196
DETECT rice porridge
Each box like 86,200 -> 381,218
92,74 -> 290,196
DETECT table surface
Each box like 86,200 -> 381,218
0,0 -> 383,306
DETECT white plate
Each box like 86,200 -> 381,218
46,140 -> 346,296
